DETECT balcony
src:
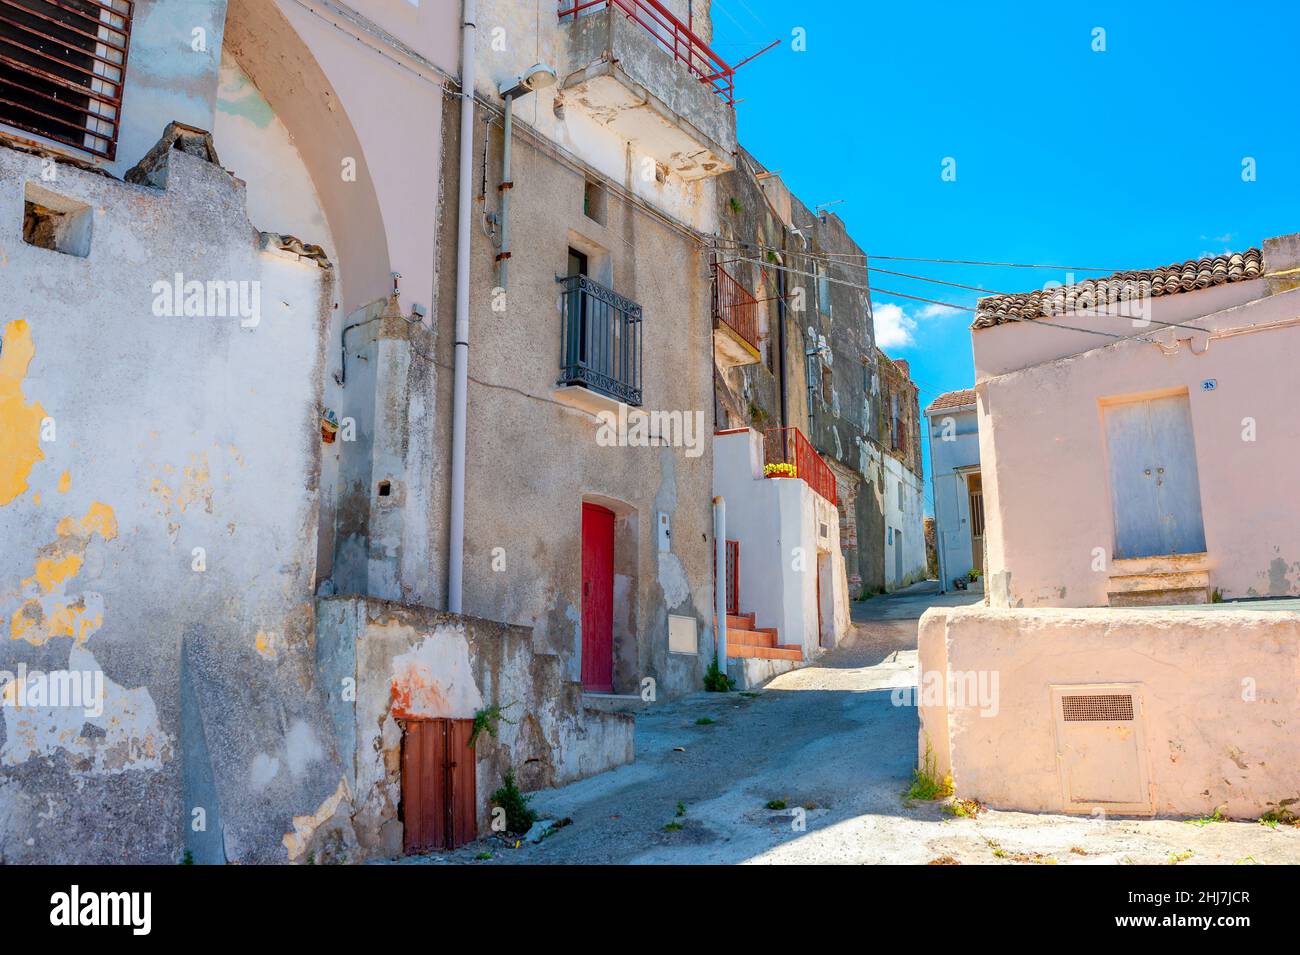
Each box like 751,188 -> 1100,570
558,0 -> 736,181
712,263 -> 761,367
764,427 -> 837,506
554,273 -> 643,415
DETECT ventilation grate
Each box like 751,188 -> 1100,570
1061,693 -> 1134,722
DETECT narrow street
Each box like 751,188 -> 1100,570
415,582 -> 1300,865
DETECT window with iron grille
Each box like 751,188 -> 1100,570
0,0 -> 133,160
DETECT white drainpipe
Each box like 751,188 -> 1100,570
448,0 -> 477,614
713,496 -> 727,667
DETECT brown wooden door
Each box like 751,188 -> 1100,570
401,718 -> 477,853
581,503 -> 615,692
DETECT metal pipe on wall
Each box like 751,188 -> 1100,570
448,0 -> 477,614
713,495 -> 727,666
496,93 -> 514,290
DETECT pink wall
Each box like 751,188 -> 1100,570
920,606 -> 1300,819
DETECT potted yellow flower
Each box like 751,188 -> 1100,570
764,462 -> 797,479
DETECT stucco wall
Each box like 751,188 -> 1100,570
919,605 -> 1300,818
431,97 -> 716,699
975,287 -> 1300,607
0,143 -> 340,863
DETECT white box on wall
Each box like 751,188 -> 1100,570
668,614 -> 697,654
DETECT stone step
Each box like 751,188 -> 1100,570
582,692 -> 651,714
1108,586 -> 1210,608
1108,570 -> 1209,592
1111,553 -> 1209,577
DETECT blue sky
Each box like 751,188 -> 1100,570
709,0 -> 1300,512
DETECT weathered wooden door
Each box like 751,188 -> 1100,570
966,471 -> 984,575
1104,394 -> 1206,559
401,718 -> 477,853
581,503 -> 615,692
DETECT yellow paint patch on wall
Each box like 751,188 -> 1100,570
79,501 -> 118,540
254,630 -> 278,659
9,501 -> 117,646
148,453 -> 215,517
31,553 -> 83,593
0,320 -> 48,507
57,470 -> 71,494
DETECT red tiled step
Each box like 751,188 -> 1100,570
727,643 -> 802,661
727,628 -> 776,648
722,613 -> 754,629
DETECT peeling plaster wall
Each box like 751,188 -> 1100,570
316,596 -> 633,858
919,605 -> 1300,818
0,144 -> 344,863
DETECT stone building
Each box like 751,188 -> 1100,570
711,153 -> 926,600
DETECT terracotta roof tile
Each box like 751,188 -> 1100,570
972,248 -> 1263,329
925,388 -> 976,415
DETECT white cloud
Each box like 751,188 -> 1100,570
873,302 -> 918,349
918,302 -> 962,319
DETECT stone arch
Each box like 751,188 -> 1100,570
222,0 -> 391,315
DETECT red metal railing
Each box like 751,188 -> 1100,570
0,0 -> 134,160
558,0 -> 735,105
712,263 -> 761,351
764,427 -> 837,506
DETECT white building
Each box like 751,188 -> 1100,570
924,389 -> 983,591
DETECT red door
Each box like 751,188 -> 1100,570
401,718 -> 477,853
581,503 -> 615,692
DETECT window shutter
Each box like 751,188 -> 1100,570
0,0 -> 134,160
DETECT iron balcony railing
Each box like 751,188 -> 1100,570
712,263 -> 761,352
558,0 -> 735,105
0,0 -> 133,160
558,273 -> 643,407
764,426 -> 837,506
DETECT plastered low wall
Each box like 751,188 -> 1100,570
918,606 -> 1300,818
316,596 -> 634,858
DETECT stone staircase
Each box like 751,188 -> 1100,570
723,612 -> 802,661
